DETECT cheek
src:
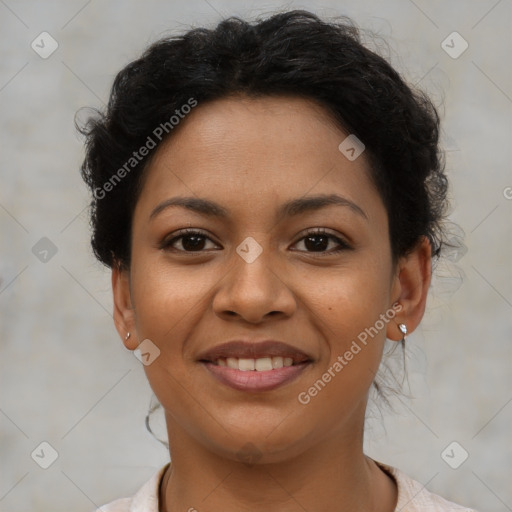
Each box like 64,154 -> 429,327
131,256 -> 212,339
130,262 -> 212,422
299,260 -> 392,393
303,256 -> 393,339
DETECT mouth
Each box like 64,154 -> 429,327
207,355 -> 303,370
197,340 -> 313,392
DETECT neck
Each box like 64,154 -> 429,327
159,415 -> 397,512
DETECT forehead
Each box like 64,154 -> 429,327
135,95 -> 384,225
159,95 -> 347,166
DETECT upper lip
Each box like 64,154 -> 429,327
197,340 -> 313,363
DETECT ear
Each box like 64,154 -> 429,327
386,236 -> 432,341
112,263 -> 138,350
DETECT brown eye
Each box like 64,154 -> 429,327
292,229 -> 351,255
160,229 -> 219,252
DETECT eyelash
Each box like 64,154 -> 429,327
160,228 -> 351,256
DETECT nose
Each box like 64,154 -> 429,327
212,241 -> 297,324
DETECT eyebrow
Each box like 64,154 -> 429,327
149,193 -> 368,222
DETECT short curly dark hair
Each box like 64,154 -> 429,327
79,9 -> 448,269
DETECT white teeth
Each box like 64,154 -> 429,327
215,356 -> 298,371
255,357 -> 273,371
238,358 -> 255,371
272,356 -> 284,369
226,357 -> 239,369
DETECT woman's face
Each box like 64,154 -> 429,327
114,95 -> 424,463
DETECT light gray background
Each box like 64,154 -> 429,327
1,1 -> 511,511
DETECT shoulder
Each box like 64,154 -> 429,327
92,463 -> 170,512
375,461 -> 479,512
94,497 -> 131,511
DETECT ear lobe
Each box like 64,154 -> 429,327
112,264 -> 138,350
386,237 -> 432,341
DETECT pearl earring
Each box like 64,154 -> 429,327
125,332 -> 131,341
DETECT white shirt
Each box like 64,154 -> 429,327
94,461 -> 478,512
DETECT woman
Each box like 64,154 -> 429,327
80,9 -> 477,512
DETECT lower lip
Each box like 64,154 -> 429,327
201,361 -> 311,392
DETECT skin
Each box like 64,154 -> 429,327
112,95 -> 432,512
